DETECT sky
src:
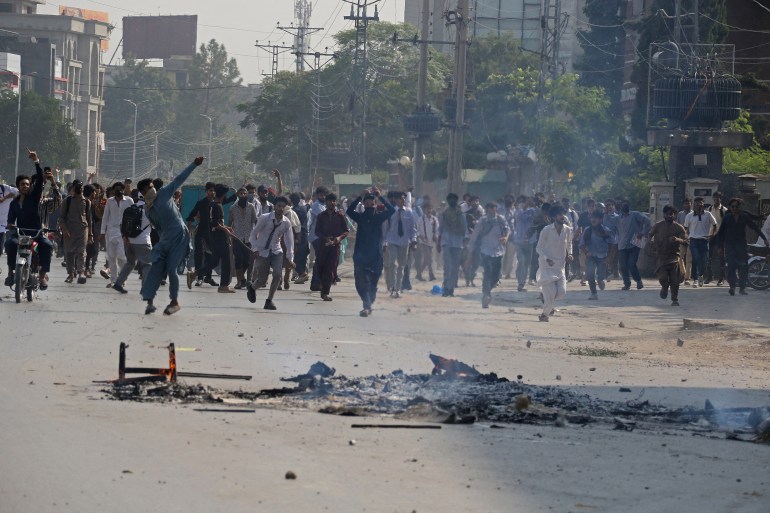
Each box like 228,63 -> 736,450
38,0 -> 406,84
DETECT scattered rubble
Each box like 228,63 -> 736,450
102,354 -> 770,442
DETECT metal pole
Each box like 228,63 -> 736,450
413,0 -> 430,193
199,114 -> 213,171
447,0 -> 469,194
123,99 -> 139,182
15,75 -> 21,175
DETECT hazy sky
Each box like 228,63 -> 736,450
39,0 -> 406,83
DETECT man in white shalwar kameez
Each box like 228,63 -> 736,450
536,205 -> 573,322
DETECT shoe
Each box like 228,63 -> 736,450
163,303 -> 180,315
538,314 -> 549,322
393,291 -> 401,298
321,294 -> 332,302
65,275 -> 74,283
217,287 -> 235,293
517,285 -> 526,292
698,278 -> 703,287
621,285 -> 631,291
580,280 -> 587,286
204,278 -> 219,287
277,284 -> 283,290
359,309 -> 369,317
716,280 -> 723,287
113,283 -> 128,294
588,292 -> 598,300
99,269 -> 110,279
684,280 -> 691,286
145,303 -> 157,315
415,274 -> 424,281
636,281 -> 643,290
334,276 -> 341,283
187,271 -> 195,290
38,276 -> 48,290
429,274 -> 436,281
195,279 -> 203,287
441,292 -> 449,297
481,295 -> 491,308
85,270 -> 93,278
283,278 -> 290,290
598,280 -> 605,291
234,282 -> 244,290
246,283 -> 256,303
77,276 -> 87,284
671,300 -> 680,306
160,280 -> 166,286
309,284 -> 321,292
659,287 -> 668,299
294,274 -> 308,284
739,288 -> 748,295
692,283 -> 698,288
729,288 -> 735,296
264,299 -> 276,310
61,260 -> 67,267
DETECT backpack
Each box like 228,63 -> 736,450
121,204 -> 145,238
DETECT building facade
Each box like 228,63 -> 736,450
0,0 -> 110,176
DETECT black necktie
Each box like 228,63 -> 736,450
264,220 -> 279,250
398,209 -> 404,237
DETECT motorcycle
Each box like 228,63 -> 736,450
747,243 -> 770,291
8,227 -> 53,303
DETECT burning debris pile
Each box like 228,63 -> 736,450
103,354 -> 770,443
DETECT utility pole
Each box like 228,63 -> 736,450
446,0 -> 470,194
413,0 -> 431,193
255,41 -> 295,77
278,1 -> 323,72
123,99 -> 146,183
534,0 -> 565,193
199,114 -> 213,173
344,0 -> 379,174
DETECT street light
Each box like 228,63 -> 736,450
123,99 -> 147,183
199,114 -> 213,172
14,71 -> 21,175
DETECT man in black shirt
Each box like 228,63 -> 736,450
715,197 -> 769,295
197,184 -> 235,293
5,151 -> 60,289
186,182 -> 216,286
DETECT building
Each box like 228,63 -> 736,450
0,0 -> 110,176
404,0 -> 587,72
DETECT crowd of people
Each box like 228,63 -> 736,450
2,151 -> 769,317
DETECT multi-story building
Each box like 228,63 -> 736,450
0,0 -> 110,176
404,0 -> 587,72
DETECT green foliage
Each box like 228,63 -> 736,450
101,58 -> 177,143
0,90 -> 79,182
575,0 -> 625,112
238,22 -> 452,186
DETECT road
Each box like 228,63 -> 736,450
1,263 -> 768,513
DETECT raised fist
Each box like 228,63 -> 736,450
194,156 -> 205,166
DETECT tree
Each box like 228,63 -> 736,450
0,90 -> 79,183
575,0 -> 626,113
174,40 -> 243,143
239,22 -> 452,185
101,58 -> 177,143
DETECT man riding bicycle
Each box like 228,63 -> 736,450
4,150 -> 61,290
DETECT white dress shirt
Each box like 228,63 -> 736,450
249,212 -> 294,261
100,195 -> 134,239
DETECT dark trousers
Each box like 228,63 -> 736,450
200,237 -> 231,287
310,239 -> 321,289
619,246 -> 641,287
515,242 -> 532,288
689,238 -> 709,280
193,230 -> 212,279
441,246 -> 462,294
707,243 -> 725,282
317,244 -> 340,296
232,239 -> 251,271
657,261 -> 681,300
354,263 -> 382,310
294,236 -> 309,275
481,254 -> 502,297
6,234 -> 53,274
725,247 -> 748,290
529,243 -> 539,281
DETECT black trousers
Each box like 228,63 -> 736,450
199,236 -> 231,286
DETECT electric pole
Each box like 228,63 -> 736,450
255,41 -> 295,77
277,1 -> 323,72
413,0 -> 431,193
344,0 -> 379,174
446,0 -> 470,194
535,0 -> 565,193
